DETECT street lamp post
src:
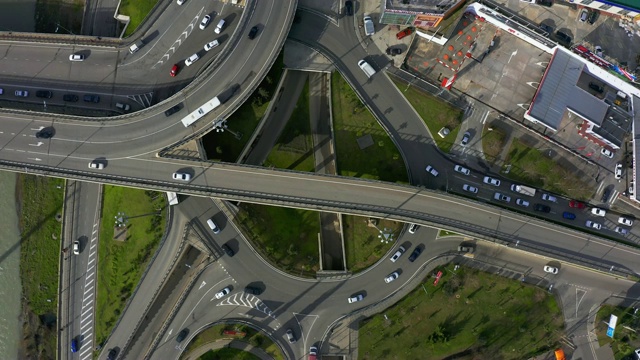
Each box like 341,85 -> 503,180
55,23 -> 75,35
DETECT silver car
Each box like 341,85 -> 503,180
390,246 -> 406,262
462,184 -> 478,194
425,165 -> 439,177
454,165 -> 470,175
214,287 -> 230,299
483,176 -> 500,186
384,272 -> 399,283
348,294 -> 364,303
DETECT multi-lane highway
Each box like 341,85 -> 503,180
60,181 -> 102,359
5,0 -> 636,358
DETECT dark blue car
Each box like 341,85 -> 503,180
562,212 -> 576,220
71,338 -> 78,353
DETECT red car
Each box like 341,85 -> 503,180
396,27 -> 413,40
170,64 -> 179,77
569,200 -> 586,209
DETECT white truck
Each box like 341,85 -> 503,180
167,191 -> 179,205
510,184 -> 536,197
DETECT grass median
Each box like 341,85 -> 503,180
120,0 -> 159,37
264,78 -> 313,171
333,72 -> 408,181
390,77 -> 463,153
95,186 -> 167,347
181,323 -> 284,360
359,263 -> 563,359
204,52 -> 285,163
18,174 -> 65,359
504,138 -> 592,200
343,216 -> 403,272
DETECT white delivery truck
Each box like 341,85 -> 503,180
510,184 -> 536,197
358,60 -> 376,78
167,191 -> 179,205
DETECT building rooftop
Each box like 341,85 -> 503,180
384,0 -> 463,15
528,49 -> 609,130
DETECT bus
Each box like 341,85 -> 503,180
180,96 -> 221,127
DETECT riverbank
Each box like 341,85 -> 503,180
17,174 -> 64,359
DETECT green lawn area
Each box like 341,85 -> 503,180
344,216 -> 402,272
121,0 -> 159,37
95,186 -> 167,347
199,349 -> 259,360
359,264 -> 564,360
18,174 -> 65,358
390,77 -> 463,153
204,52 -> 285,163
234,204 -> 320,276
481,121 -> 507,163
181,323 -> 284,360
596,304 -> 640,360
332,72 -> 408,182
264,78 -> 314,172
504,138 -> 592,200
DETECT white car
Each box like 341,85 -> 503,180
618,216 -> 634,226
460,131 -> 471,146
591,207 -> 606,217
425,165 -> 439,177
615,226 -> 629,235
184,53 -> 199,67
601,148 -> 614,158
462,184 -> 478,194
483,176 -> 500,186
390,246 -> 406,262
494,192 -> 510,203
541,193 -> 557,202
347,294 -> 364,303
88,161 -> 104,169
585,220 -> 602,230
204,40 -> 220,51
69,54 -> 84,61
286,329 -> 296,343
515,198 -> 529,207
408,223 -> 419,234
543,265 -> 558,274
384,272 -> 399,283
73,240 -> 80,255
454,165 -> 470,175
15,90 -> 28,97
614,163 -> 622,179
199,15 -> 211,30
172,172 -> 191,181
214,287 -> 230,299
176,0 -> 186,4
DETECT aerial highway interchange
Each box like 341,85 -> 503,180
4,0 -> 640,359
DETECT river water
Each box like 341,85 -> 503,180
0,172 -> 22,359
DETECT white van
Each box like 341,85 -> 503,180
363,16 -> 375,36
358,60 -> 376,78
207,218 -> 221,234
215,19 -> 226,34
129,40 -> 144,54
185,53 -> 199,66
